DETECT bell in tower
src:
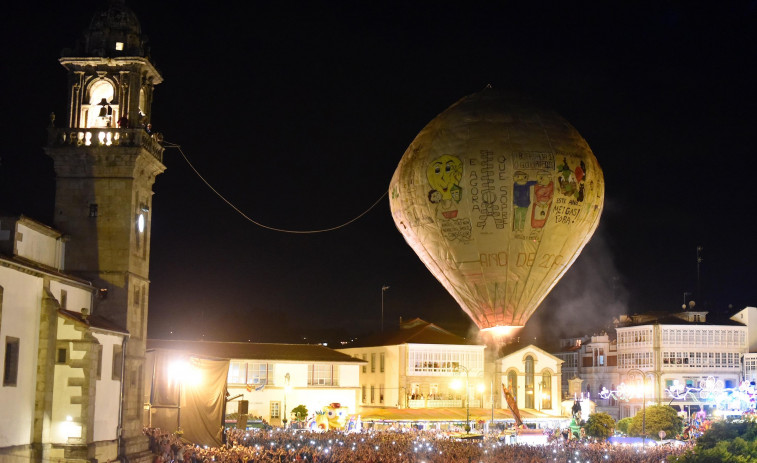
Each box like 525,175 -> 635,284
44,1 -> 165,462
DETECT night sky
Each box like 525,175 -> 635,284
2,1 -> 757,345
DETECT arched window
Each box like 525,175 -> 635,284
525,355 -> 534,408
82,80 -> 118,128
541,371 -> 552,409
139,87 -> 148,124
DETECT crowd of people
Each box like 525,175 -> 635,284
144,426 -> 691,463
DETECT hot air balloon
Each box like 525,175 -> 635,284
389,88 -> 604,332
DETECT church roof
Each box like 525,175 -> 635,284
346,318 -> 479,347
59,308 -> 129,335
73,0 -> 148,58
497,343 -> 564,364
146,339 -> 366,364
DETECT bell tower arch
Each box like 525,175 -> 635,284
44,2 -> 164,462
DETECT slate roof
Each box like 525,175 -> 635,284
146,339 -> 366,363
618,312 -> 746,328
497,343 -> 563,363
346,318 -> 479,347
0,254 -> 94,288
59,308 -> 128,334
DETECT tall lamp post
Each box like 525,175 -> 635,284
283,373 -> 291,428
626,368 -> 655,447
453,365 -> 471,433
381,285 -> 390,332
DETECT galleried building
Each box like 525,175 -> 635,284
1,2 -> 164,462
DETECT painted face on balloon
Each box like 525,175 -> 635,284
428,189 -> 442,203
536,170 -> 552,186
450,185 -> 462,202
427,155 -> 463,200
514,171 -> 528,185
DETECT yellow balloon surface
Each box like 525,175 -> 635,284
389,89 -> 604,330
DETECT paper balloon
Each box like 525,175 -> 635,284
389,88 -> 604,331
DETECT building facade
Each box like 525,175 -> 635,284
338,319 -> 487,411
497,344 -> 563,417
551,308 -> 757,420
615,310 -> 747,419
146,340 -> 365,428
0,216 -> 128,462
0,2 -> 163,462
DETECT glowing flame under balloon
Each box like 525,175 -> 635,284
389,88 -> 604,330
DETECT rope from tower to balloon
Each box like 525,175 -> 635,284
162,141 -> 388,234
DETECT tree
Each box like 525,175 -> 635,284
585,412 -> 615,439
291,404 -> 308,422
616,417 -> 632,435
694,419 -> 757,450
672,420 -> 757,462
627,405 -> 682,439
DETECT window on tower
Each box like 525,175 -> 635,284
89,204 -> 98,217
115,42 -> 124,51
82,80 -> 118,129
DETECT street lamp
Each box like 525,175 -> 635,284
381,285 -> 390,332
283,372 -> 291,427
453,365 -> 472,433
626,368 -> 655,447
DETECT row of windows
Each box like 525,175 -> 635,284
617,329 -> 652,347
407,348 -> 482,376
309,364 -> 338,386
228,362 -> 274,385
359,353 -> 385,374
555,353 -> 578,368
505,356 -> 553,409
4,336 -> 123,387
228,362 -> 339,386
361,384 -> 384,404
745,358 -> 757,380
662,351 -> 740,369
408,383 -> 462,400
618,352 -> 653,369
661,328 -> 745,347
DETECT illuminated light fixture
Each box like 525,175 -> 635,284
115,42 -> 124,51
137,213 -> 145,233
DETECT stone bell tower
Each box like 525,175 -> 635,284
44,1 -> 164,461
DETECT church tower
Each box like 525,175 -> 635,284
44,1 -> 164,461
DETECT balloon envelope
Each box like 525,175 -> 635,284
389,89 -> 604,330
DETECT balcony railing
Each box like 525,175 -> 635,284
406,399 -> 484,409
47,127 -> 164,163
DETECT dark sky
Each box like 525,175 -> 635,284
2,1 -> 757,344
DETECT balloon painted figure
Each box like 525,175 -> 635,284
426,154 -> 473,242
390,88 -> 604,331
512,171 -> 536,232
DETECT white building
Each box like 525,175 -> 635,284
615,309 -> 748,419
0,216 -> 128,462
337,318 -> 486,413
497,344 -> 563,418
552,337 -> 586,399
146,339 -> 365,427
